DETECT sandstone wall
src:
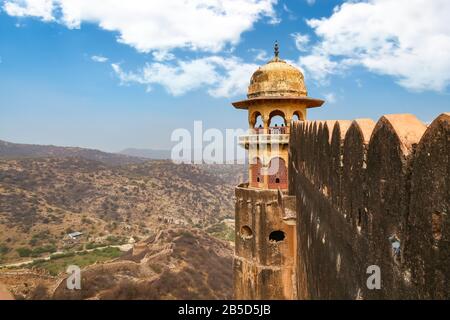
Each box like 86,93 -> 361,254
234,184 -> 297,299
289,113 -> 449,299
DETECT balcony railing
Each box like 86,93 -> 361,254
239,133 -> 289,145
269,126 -> 288,134
251,127 -> 289,135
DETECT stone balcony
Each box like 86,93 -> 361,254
238,132 -> 290,147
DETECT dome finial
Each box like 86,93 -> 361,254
274,40 -> 279,58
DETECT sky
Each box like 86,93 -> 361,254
0,0 -> 449,152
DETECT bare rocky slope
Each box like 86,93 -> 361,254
51,227 -> 233,300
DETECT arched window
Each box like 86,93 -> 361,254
251,111 -> 264,134
293,111 -> 304,122
268,157 -> 288,189
254,114 -> 263,128
269,110 -> 287,134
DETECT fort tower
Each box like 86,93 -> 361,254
232,43 -> 324,299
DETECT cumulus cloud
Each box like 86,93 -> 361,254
112,56 -> 258,98
4,0 -> 54,21
306,0 -> 316,5
299,0 -> 450,92
91,55 -> 108,63
299,54 -> 340,84
152,50 -> 175,62
3,0 -> 278,53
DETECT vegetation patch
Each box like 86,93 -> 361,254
206,222 -> 234,242
25,247 -> 122,276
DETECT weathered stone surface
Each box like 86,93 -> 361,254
330,120 -> 352,210
234,184 -> 296,300
289,113 -> 449,300
405,113 -> 450,299
248,58 -> 307,99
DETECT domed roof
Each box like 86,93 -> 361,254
232,42 -> 324,110
247,56 -> 307,99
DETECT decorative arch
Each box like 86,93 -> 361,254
268,157 -> 288,189
250,111 -> 263,128
292,110 -> 305,122
269,110 -> 286,125
269,110 -> 287,134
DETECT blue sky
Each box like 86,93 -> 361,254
0,0 -> 449,152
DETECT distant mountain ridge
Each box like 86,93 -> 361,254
0,139 -> 145,166
119,148 -> 171,160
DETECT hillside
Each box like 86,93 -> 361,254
53,227 -> 233,300
0,157 -> 243,264
1,227 -> 233,300
119,148 -> 171,160
0,139 -> 145,166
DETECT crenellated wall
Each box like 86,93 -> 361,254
289,113 -> 449,299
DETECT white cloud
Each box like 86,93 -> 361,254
3,0 -> 277,54
291,32 -> 310,52
152,50 -> 175,62
91,55 -> 108,63
300,0 -> 450,92
324,92 -> 336,104
4,0 -> 54,21
299,54 -> 340,84
112,56 -> 258,98
306,0 -> 316,6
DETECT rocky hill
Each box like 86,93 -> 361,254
0,157 -> 242,263
0,139 -> 145,166
1,227 -> 233,300
52,227 -> 233,300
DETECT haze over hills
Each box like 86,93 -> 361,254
119,148 -> 171,160
0,139 -> 146,166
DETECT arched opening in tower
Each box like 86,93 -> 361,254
251,111 -> 264,134
254,115 -> 263,130
268,157 -> 287,189
269,230 -> 285,242
292,111 -> 304,123
269,110 -> 287,134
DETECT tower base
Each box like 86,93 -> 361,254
234,184 -> 297,300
